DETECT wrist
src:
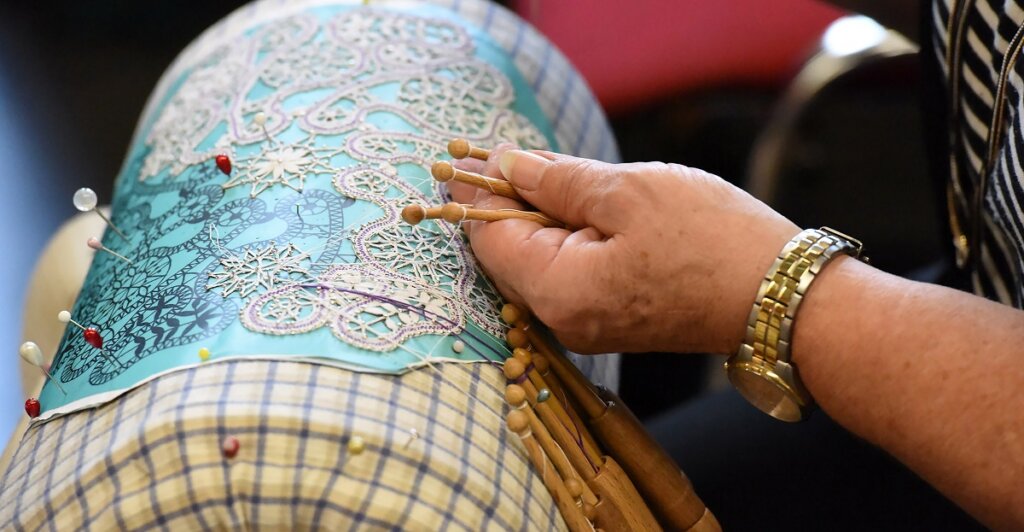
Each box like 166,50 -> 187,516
716,224 -> 801,354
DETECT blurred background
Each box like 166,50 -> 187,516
0,0 -> 944,444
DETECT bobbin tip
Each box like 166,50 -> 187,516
506,327 -> 529,349
505,383 -> 527,406
503,357 -> 526,380
431,161 -> 455,182
501,304 -> 524,325
506,409 -> 529,433
441,202 -> 467,223
512,347 -> 532,366
564,478 -> 583,498
401,204 -> 427,225
447,138 -> 472,159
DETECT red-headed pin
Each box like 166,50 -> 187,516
87,237 -> 133,264
215,154 -> 232,175
222,436 -> 240,458
20,341 -> 67,395
25,398 -> 40,418
58,311 -> 126,369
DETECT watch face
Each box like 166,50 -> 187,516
727,362 -> 805,422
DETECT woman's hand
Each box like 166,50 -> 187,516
448,144 -> 799,354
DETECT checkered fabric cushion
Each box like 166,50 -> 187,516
0,360 -> 565,530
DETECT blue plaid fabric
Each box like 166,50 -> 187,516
0,360 -> 565,530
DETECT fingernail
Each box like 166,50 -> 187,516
499,150 -> 549,191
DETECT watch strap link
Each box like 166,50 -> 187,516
744,227 -> 863,367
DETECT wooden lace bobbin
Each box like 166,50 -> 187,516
440,202 -> 564,228
532,351 -> 596,465
431,161 -> 524,201
502,304 -> 719,532
531,352 -> 566,406
511,347 -> 602,465
508,358 -> 656,530
565,478 -> 597,522
447,138 -> 490,161
507,410 -> 592,532
401,204 -> 444,225
506,384 -> 599,507
504,358 -> 595,478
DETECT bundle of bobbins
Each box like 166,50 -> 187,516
400,139 -> 565,229
501,303 -> 719,531
406,138 -> 719,531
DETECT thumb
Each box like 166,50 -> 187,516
498,150 -> 624,232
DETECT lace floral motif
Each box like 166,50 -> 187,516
206,243 -> 311,298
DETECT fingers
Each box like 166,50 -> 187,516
447,142 -> 518,205
497,150 -> 629,233
468,212 -> 605,305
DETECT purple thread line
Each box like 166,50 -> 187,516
511,363 -> 534,385
299,283 -> 507,365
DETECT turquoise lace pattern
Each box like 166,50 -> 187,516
41,4 -> 558,416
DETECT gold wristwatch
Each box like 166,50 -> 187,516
725,227 -> 863,422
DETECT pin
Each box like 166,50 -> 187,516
348,435 -> 366,455
253,112 -> 272,142
537,388 -> 551,403
440,202 -> 564,228
19,341 -> 67,395
87,237 -> 133,264
404,428 -> 419,449
84,328 -> 103,349
58,310 -> 128,370
451,340 -> 465,353
222,436 -> 240,458
198,347 -> 211,362
447,138 -> 490,161
295,204 -> 304,223
24,398 -> 40,418
215,154 -> 232,175
73,188 -> 128,241
58,310 -> 86,331
431,161 -> 523,201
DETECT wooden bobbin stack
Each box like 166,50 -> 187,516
411,138 -> 719,531
501,303 -> 720,532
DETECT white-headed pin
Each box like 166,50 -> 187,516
74,188 -> 128,241
253,112 -> 273,142
19,341 -> 67,395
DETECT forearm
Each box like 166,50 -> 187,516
793,257 -> 1024,528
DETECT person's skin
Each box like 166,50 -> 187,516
447,145 -> 1024,529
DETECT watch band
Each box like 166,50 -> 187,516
727,227 -> 863,422
743,227 -> 863,367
